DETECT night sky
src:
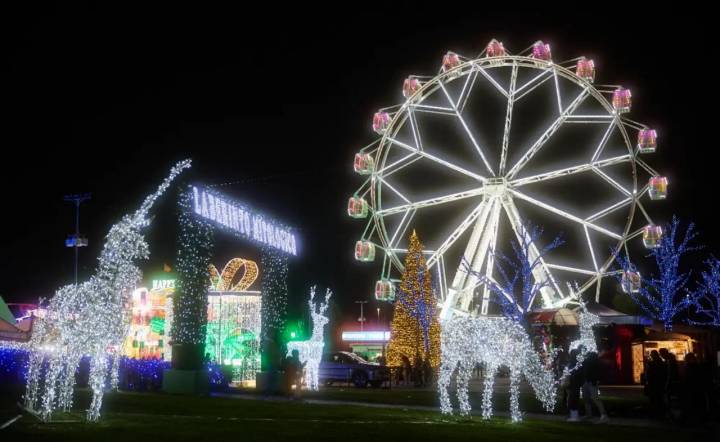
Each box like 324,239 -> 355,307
2,3 -> 716,327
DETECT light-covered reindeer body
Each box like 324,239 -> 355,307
24,160 -> 191,421
438,316 -> 557,422
286,286 -> 331,391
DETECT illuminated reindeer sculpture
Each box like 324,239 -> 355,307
286,286 -> 331,391
438,316 -> 557,422
24,160 -> 191,421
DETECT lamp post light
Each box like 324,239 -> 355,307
355,300 -> 367,332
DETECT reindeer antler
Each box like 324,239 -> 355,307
308,285 -> 317,312
319,288 -> 332,315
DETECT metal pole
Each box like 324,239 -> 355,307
355,301 -> 367,332
74,200 -> 80,285
64,193 -> 91,285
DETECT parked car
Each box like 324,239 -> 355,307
318,351 -> 389,388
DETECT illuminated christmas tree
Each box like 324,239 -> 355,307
387,231 -> 440,368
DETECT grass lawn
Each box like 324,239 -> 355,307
239,385 -> 652,419
0,386 -> 711,442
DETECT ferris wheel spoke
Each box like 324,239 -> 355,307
552,70 -> 563,115
592,167 -> 632,196
407,107 -> 423,151
387,208 -> 416,250
409,103 -> 456,116
510,154 -> 632,187
375,176 -> 410,204
375,187 -> 486,216
583,225 -> 599,272
585,197 -> 633,222
590,121 -> 617,163
438,82 -> 495,176
513,70 -> 554,102
376,152 -> 417,176
473,64 -> 509,98
506,88 -> 590,180
545,263 -> 597,276
427,200 -> 490,270
386,136 -> 486,182
499,64 -> 518,175
509,189 -> 623,240
456,69 -> 479,113
635,199 -> 654,225
635,157 -> 659,177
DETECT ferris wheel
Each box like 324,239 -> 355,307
349,39 -> 667,319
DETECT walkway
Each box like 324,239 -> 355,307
212,391 -> 666,429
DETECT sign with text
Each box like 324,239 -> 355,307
192,186 -> 298,256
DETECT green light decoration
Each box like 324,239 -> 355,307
204,293 -> 262,382
150,317 -> 165,334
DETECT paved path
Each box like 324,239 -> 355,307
212,392 -> 666,429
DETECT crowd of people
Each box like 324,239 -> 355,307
643,349 -> 711,423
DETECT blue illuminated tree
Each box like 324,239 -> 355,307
615,216 -> 701,331
463,223 -> 563,323
693,257 -> 720,326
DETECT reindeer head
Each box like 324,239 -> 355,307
97,160 -> 191,285
523,347 -> 558,413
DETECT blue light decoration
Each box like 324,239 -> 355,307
463,223 -> 564,323
615,216 -> 701,331
0,348 -> 228,392
693,257 -> 720,326
0,347 -> 28,384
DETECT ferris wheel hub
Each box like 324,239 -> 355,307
483,178 -> 508,198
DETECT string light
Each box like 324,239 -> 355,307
615,216 -> 700,331
463,223 -> 563,321
693,257 -> 720,326
286,286 -> 331,390
172,185 -> 214,348
386,231 -> 441,368
260,246 -> 289,370
24,160 -> 191,421
438,316 -> 557,422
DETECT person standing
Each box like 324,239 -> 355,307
645,350 -> 667,418
566,348 -> 584,422
659,348 -> 679,416
681,353 -> 708,424
284,349 -> 305,399
582,351 -> 609,423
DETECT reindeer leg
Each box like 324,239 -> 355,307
59,356 -> 80,412
456,360 -> 473,416
438,355 -> 456,415
24,351 -> 44,411
87,353 -> 109,421
509,366 -> 522,422
481,364 -> 497,420
40,355 -> 62,421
